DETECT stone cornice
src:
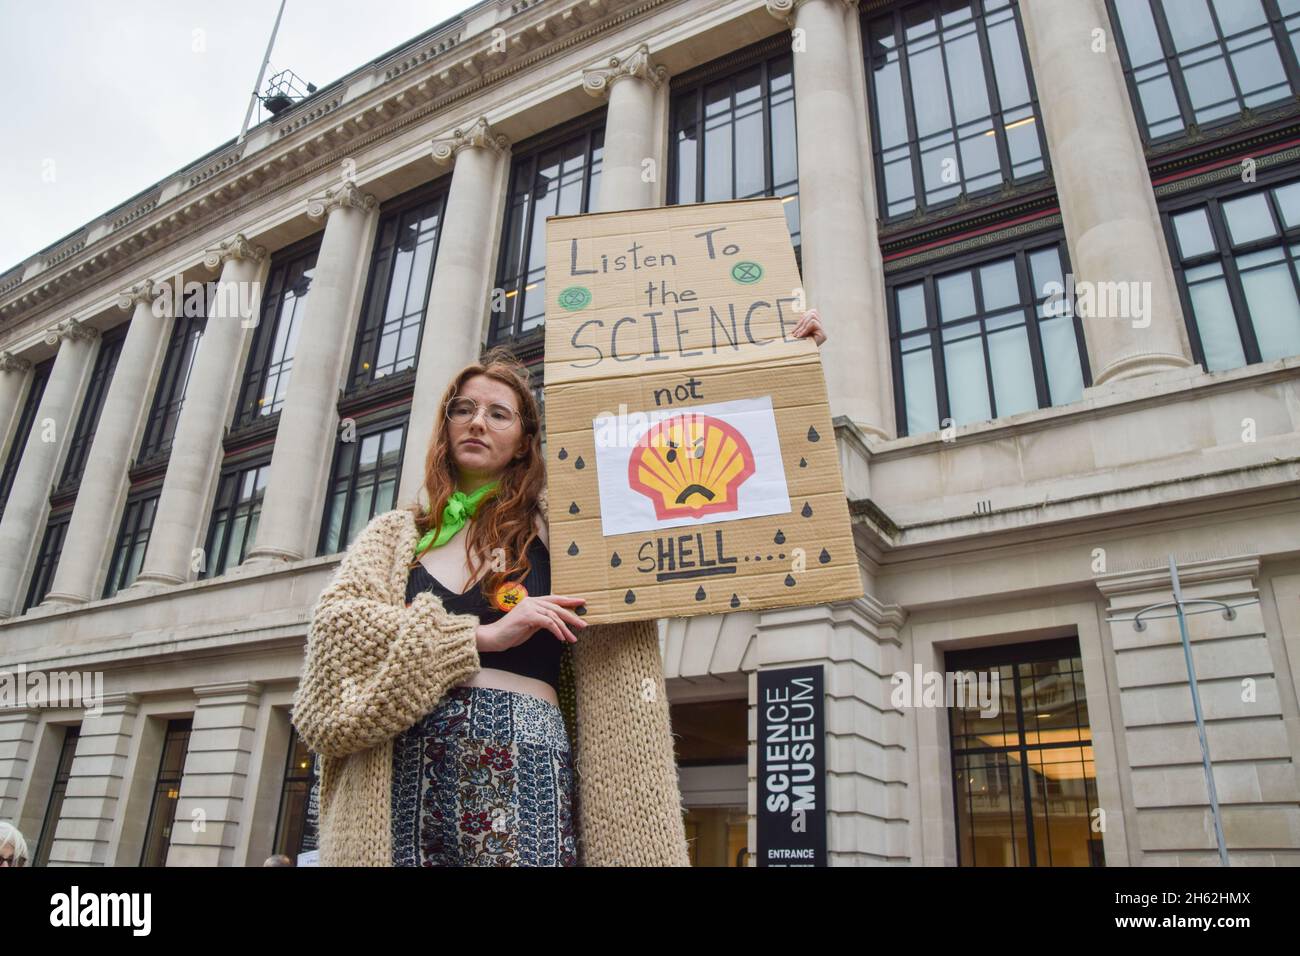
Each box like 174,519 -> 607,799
202,234 -> 267,271
1094,555 -> 1262,598
431,116 -> 511,165
306,180 -> 378,219
582,42 -> 668,97
43,316 -> 99,347
0,0 -> 663,329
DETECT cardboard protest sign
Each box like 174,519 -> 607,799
542,197 -> 862,625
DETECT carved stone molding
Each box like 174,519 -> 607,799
43,316 -> 100,347
765,0 -> 858,27
430,116 -> 510,165
581,42 -> 668,98
306,180 -> 378,220
116,278 -> 157,311
0,351 -> 32,374
202,233 -> 268,271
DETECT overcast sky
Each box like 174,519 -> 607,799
0,0 -> 478,272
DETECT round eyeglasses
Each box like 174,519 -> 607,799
446,396 -> 521,430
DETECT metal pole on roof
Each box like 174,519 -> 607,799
238,0 -> 288,144
1167,555 -> 1230,866
1132,556 -> 1231,866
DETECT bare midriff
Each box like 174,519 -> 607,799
457,667 -> 558,707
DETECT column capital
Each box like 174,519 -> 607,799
431,116 -> 510,165
203,233 -> 267,271
116,278 -> 157,311
0,351 -> 32,374
765,0 -> 858,27
193,680 -> 264,701
582,43 -> 668,98
306,180 -> 377,220
42,316 -> 99,347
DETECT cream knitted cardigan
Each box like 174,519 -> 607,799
290,488 -> 691,867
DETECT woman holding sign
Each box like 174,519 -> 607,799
292,312 -> 825,867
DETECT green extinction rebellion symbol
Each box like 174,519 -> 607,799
731,261 -> 764,284
558,286 -> 592,311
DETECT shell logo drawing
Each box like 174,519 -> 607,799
627,413 -> 757,520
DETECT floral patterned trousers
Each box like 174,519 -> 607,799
391,685 -> 578,867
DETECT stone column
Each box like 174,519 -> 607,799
583,43 -> 668,212
44,282 -> 172,605
0,351 -> 32,463
133,235 -> 266,587
243,184 -> 376,567
751,596 -> 910,864
767,0 -> 891,440
0,708 -> 40,827
168,681 -> 262,866
47,693 -> 140,866
399,118 -> 510,508
1019,0 -> 1194,384
0,317 -> 99,618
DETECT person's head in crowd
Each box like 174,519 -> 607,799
0,822 -> 28,868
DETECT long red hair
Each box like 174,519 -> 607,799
406,347 -> 545,606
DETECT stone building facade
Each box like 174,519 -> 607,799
1,0 -> 1298,866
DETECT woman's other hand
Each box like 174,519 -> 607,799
792,306 -> 827,346
476,594 -> 588,652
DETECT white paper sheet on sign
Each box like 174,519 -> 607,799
592,395 -> 792,537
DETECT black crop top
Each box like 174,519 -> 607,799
404,536 -> 562,691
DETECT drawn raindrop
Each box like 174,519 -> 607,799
819,548 -> 831,564
729,593 -> 741,609
575,604 -> 587,616
574,456 -> 585,469
773,529 -> 785,544
694,586 -> 706,601
799,457 -> 808,468
807,426 -> 820,442
567,541 -> 579,556
784,574 -> 797,587
801,502 -> 813,518
624,589 -> 636,604
557,447 -> 568,460
569,501 -> 580,514
610,551 -> 622,568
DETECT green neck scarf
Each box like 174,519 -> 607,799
413,479 -> 500,559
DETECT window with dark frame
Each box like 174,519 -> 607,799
319,419 -> 407,555
947,637 -> 1104,867
200,458 -> 271,579
102,491 -> 159,599
0,358 -> 53,523
668,41 -> 801,249
863,0 -> 1048,220
348,181 -> 450,391
60,324 -> 126,488
32,724 -> 79,867
23,512 -> 70,612
138,293 -> 207,463
272,728 -> 317,861
889,235 -> 1090,436
234,239 -> 320,429
490,114 -> 605,346
1107,0 -> 1300,143
1163,173 -> 1300,370
139,718 -> 192,868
